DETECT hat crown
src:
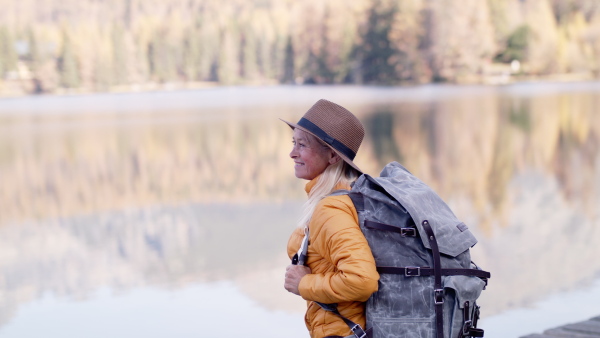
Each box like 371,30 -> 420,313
302,99 -> 364,155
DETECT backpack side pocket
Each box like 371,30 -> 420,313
443,275 -> 486,338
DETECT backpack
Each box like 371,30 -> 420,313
293,162 -> 490,338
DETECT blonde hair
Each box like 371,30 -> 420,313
297,135 -> 360,228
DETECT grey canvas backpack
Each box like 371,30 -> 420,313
293,162 -> 490,338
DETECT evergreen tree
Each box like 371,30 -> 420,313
182,25 -> 201,81
241,24 -> 259,81
26,27 -> 45,93
58,31 -> 80,88
217,26 -> 240,85
26,28 -> 42,73
281,36 -> 294,83
495,25 -> 530,63
360,1 -> 398,84
112,24 -> 128,85
0,26 -> 18,79
148,31 -> 177,82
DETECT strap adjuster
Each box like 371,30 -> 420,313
434,289 -> 444,304
400,228 -> 416,237
462,320 -> 473,335
351,324 -> 367,338
405,267 -> 421,277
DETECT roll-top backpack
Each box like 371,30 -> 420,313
293,162 -> 490,338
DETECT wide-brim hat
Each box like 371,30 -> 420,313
281,99 -> 364,173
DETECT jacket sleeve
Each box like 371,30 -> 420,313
298,196 -> 379,303
287,226 -> 304,259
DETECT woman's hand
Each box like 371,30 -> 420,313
284,264 -> 311,295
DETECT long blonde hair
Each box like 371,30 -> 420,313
297,136 -> 360,228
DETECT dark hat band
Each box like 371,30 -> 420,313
298,117 -> 356,160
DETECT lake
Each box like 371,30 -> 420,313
0,83 -> 599,337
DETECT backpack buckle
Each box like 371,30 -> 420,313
434,289 -> 444,304
401,228 -> 416,237
350,324 -> 367,338
405,267 -> 421,276
462,319 -> 473,335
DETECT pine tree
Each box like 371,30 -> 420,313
217,25 -> 240,85
112,24 -> 128,85
360,1 -> 397,84
0,26 -> 18,79
148,29 -> 177,83
58,31 -> 80,88
27,28 -> 42,73
281,36 -> 294,83
182,25 -> 201,81
241,23 -> 259,81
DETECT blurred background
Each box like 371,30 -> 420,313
0,1 -> 599,337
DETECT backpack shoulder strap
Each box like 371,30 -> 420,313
328,189 -> 350,197
314,302 -> 370,338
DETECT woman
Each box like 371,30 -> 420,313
282,99 -> 379,338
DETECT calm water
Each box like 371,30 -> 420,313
0,84 -> 599,337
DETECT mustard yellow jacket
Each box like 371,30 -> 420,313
287,178 -> 379,338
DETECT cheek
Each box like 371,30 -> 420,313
304,151 -> 329,173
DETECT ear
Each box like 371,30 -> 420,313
328,151 -> 341,165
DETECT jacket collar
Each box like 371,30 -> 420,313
305,176 -> 319,195
304,175 -> 351,195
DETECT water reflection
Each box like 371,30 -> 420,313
0,84 -> 599,335
0,203 -> 305,330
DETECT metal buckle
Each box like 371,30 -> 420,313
434,289 -> 444,304
401,228 -> 416,237
351,324 -> 367,338
462,320 -> 473,335
405,266 -> 420,277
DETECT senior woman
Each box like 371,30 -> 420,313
282,99 -> 379,338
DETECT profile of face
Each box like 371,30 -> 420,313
290,129 -> 340,180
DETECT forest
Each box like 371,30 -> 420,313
0,0 -> 599,94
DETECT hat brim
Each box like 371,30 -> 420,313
280,118 -> 363,174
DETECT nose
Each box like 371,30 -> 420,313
290,145 -> 298,159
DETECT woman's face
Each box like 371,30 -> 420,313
289,129 -> 336,180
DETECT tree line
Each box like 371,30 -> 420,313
0,0 -> 599,94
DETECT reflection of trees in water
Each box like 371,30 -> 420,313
508,98 -> 531,132
364,110 -> 403,165
0,87 -> 599,325
0,175 -> 598,324
0,110 -> 303,224
0,202 -> 301,327
0,88 -> 598,230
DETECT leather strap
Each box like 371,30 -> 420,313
364,220 -> 417,237
376,266 -> 490,279
422,220 -> 444,338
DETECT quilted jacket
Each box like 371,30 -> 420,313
287,177 -> 379,338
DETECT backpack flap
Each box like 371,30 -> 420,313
360,162 -> 477,258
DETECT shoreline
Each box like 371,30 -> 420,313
1,71 -> 599,100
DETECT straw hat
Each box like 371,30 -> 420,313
281,99 -> 365,173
